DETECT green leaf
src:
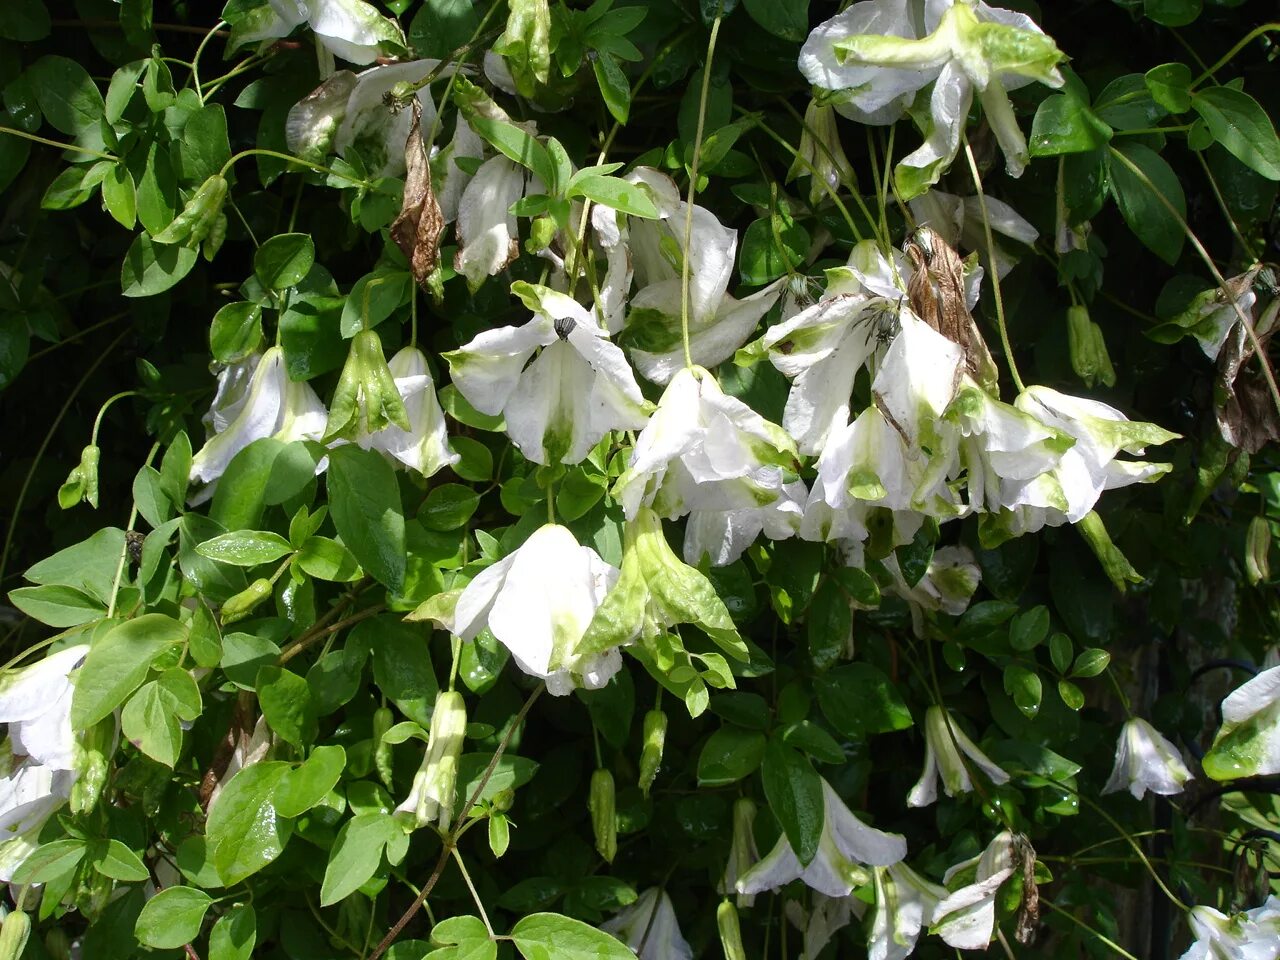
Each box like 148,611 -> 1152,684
12,839 -> 86,884
1070,648 -> 1111,678
761,738 -> 823,867
256,666 -> 317,746
24,527 -> 125,603
1049,632 -> 1073,674
89,839 -> 150,882
361,616 -> 439,726
206,761 -> 293,886
296,536 -> 362,581
327,445 -> 406,590
7,583 -> 104,627
1144,0 -> 1201,27
1144,63 -> 1192,114
320,812 -> 403,905
739,217 -> 809,286
134,886 -> 213,950
1009,605 -> 1050,652
567,174 -> 658,219
1190,86 -> 1280,181
210,302 -> 264,363
592,53 -> 630,124
210,437 -> 321,532
806,580 -> 851,672
1108,143 -> 1186,265
781,720 -> 845,764
420,484 -> 481,531
254,233 -> 315,291
457,753 -> 539,806
1029,94 -> 1112,156
209,904 -> 257,960
102,163 -> 137,229
275,745 -> 347,818
121,681 -> 183,767
26,55 -> 104,136
1057,679 -> 1085,711
510,912 -> 637,960
121,234 -> 198,297
178,104 -> 232,185
0,0 -> 51,41
742,0 -> 808,41
697,726 -> 766,786
409,0 -> 480,58
1003,665 -> 1043,719
197,530 -> 293,567
813,663 -> 912,738
72,614 -> 187,727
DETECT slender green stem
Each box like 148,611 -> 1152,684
963,137 -> 1025,393
107,442 -> 159,618
451,847 -> 495,937
217,149 -> 370,188
1192,23 -> 1280,89
1111,125 -> 1193,137
773,98 -> 872,244
91,391 -> 141,448
1108,144 -> 1280,420
679,2 -> 725,372
190,19 -> 227,97
1039,899 -> 1140,960
1194,150 -> 1257,261
0,127 -> 114,161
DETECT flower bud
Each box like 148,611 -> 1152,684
589,768 -> 617,864
1246,516 -> 1271,586
638,708 -> 667,797
324,329 -> 411,442
220,578 -> 274,625
373,706 -> 394,790
58,444 -> 100,510
0,909 -> 31,960
395,690 -> 467,830
787,100 -> 855,205
716,900 -> 746,960
720,797 -> 760,907
527,215 -> 558,254
71,716 -> 117,814
1067,305 -> 1116,389
153,175 -> 229,246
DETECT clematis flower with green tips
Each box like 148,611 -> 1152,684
1103,717 -> 1193,800
1202,665 -> 1280,781
909,187 -> 1039,279
804,0 -> 1066,197
356,346 -> 458,479
931,831 -> 1017,950
736,776 -> 907,898
883,545 -> 982,637
600,888 -> 692,960
1179,897 -> 1280,960
228,0 -> 407,65
325,329 -> 411,443
907,705 -> 1009,807
445,283 -> 648,465
869,862 -> 948,960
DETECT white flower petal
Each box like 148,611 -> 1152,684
446,317 -> 554,416
334,61 -> 440,178
454,156 -> 529,288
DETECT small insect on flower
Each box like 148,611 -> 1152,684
859,297 -> 903,348
554,314 -> 577,341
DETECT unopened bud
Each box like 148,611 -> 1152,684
721,797 -> 760,907
395,691 -> 467,830
220,578 -> 274,625
373,707 -> 394,790
71,716 -> 116,814
153,175 -> 228,247
638,709 -> 667,797
589,768 -> 617,863
527,216 -> 557,254
58,444 -> 101,510
324,329 -> 410,442
1246,515 -> 1271,585
0,910 -> 31,960
1067,306 -> 1116,389
716,900 -> 746,960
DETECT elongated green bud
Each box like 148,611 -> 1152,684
220,578 -> 274,624
153,175 -> 228,246
324,329 -> 410,442
373,706 -> 394,790
1067,305 -> 1116,389
638,708 -> 667,797
589,768 -> 617,863
1246,516 -> 1271,586
716,900 -> 746,960
58,444 -> 101,509
394,691 -> 467,830
527,216 -> 557,254
71,716 -> 116,814
0,910 -> 31,960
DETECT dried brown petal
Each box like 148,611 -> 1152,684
390,101 -> 445,290
1013,833 -> 1040,945
1215,298 -> 1280,454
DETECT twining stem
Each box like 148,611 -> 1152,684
368,686 -> 544,959
190,19 -> 228,98
217,149 -> 371,188
679,2 -> 725,372
451,847 -> 495,937
1191,23 -> 1280,89
1107,144 -> 1280,420
0,127 -> 115,161
963,137 -> 1025,393
277,602 -> 383,665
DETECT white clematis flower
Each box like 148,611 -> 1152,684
445,524 -> 623,696
884,545 -> 982,637
453,155 -> 545,289
229,0 -> 407,65
0,645 -> 89,881
445,283 -> 648,465
1008,386 -> 1178,529
1179,897 -> 1280,960
190,347 -> 328,489
931,831 -> 1018,950
1103,717 -> 1193,800
395,691 -> 466,830
785,894 -> 863,960
358,346 -> 458,479
601,887 -> 692,960
809,0 -> 1065,196
737,777 -> 907,898
872,307 -> 965,455
614,367 -> 798,523
684,479 -> 807,567
910,188 -> 1038,279
1203,665 -> 1280,781
908,705 -> 1009,807
788,100 -> 857,205
870,862 -> 949,960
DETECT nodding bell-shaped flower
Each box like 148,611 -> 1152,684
614,367 -> 798,523
909,188 -> 1039,279
719,797 -> 761,908
190,347 -> 327,490
445,283 -> 649,465
1179,897 -> 1280,960
869,862 -> 949,960
814,0 -> 1066,196
737,777 -> 907,898
785,894 -> 862,960
395,691 -> 466,830
0,645 -> 89,881
1103,717 -> 1193,800
908,705 -> 1009,807
356,346 -> 458,479
1203,665 -> 1280,781
228,0 -> 407,65
600,887 -> 693,960
325,330 -> 411,443
884,545 -> 982,637
443,524 -> 623,696
930,831 -> 1018,950
683,479 -> 807,568
788,100 -> 856,206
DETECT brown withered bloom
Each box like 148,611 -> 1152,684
390,101 -> 445,290
1215,290 -> 1280,454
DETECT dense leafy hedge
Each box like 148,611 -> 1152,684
1,0 -> 1279,958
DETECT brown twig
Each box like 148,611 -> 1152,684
368,686 -> 545,960
277,602 -> 383,666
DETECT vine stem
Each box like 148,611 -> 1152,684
106,442 -> 158,618
368,686 -> 544,960
1107,145 -> 1280,421
0,127 -> 115,161
217,149 -> 371,188
0,329 -> 128,586
451,847 -> 495,937
962,137 -> 1024,393
1191,23 -> 1280,89
679,1 -> 725,373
